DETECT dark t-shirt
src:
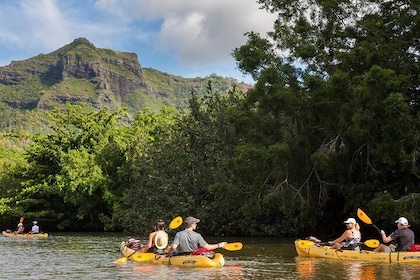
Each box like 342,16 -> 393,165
391,228 -> 415,251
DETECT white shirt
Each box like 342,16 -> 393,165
31,225 -> 39,233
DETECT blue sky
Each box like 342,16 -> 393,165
0,0 -> 276,84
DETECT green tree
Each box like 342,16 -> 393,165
229,0 -> 419,234
2,104 -> 127,230
116,85 -> 244,235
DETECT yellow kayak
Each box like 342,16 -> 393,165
120,241 -> 225,267
2,231 -> 49,239
295,239 -> 420,263
150,253 -> 225,267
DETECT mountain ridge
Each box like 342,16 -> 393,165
0,38 -> 250,132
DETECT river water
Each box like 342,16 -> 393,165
1,233 -> 420,279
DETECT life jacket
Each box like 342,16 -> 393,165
408,244 -> 420,252
191,248 -> 215,258
343,230 -> 361,250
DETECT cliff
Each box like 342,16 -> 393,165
0,38 -> 247,114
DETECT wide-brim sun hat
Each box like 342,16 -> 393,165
154,231 -> 168,249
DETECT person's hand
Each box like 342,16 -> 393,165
218,242 -> 227,248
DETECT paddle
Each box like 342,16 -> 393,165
357,208 -> 381,233
169,216 -> 183,230
222,242 -> 243,251
298,239 -> 380,249
113,251 -> 137,264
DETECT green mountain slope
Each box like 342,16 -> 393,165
0,38 -> 250,133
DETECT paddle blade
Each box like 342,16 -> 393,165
19,217 -> 24,223
131,252 -> 155,262
364,239 -> 380,248
113,257 -> 128,264
296,240 -> 316,248
223,242 -> 243,251
357,208 -> 373,225
169,216 -> 183,229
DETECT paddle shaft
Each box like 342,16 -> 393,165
371,223 -> 381,233
357,208 -> 381,233
300,239 -> 379,249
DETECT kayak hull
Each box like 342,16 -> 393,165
120,241 -> 225,267
2,231 -> 49,239
295,239 -> 420,263
151,253 -> 225,267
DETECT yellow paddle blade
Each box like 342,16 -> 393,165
364,239 -> 380,248
169,216 -> 183,229
223,242 -> 243,251
113,257 -> 128,264
19,217 -> 24,223
296,240 -> 317,248
131,252 -> 155,262
357,208 -> 373,225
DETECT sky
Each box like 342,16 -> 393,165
0,0 -> 277,84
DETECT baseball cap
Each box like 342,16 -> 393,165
395,217 -> 409,225
184,216 -> 200,226
343,218 -> 357,224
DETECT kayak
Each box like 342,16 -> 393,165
2,231 -> 49,239
150,253 -> 225,267
295,239 -> 420,263
120,241 -> 225,267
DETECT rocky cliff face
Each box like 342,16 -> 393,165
0,38 -> 250,127
55,38 -> 151,96
0,38 -> 153,109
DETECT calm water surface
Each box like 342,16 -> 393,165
1,233 -> 420,279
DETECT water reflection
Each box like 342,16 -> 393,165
3,235 -> 420,279
359,266 -> 376,280
296,258 -> 316,279
344,262 -> 376,280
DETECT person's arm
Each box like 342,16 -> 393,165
166,243 -> 178,255
146,232 -> 155,250
380,230 -> 394,243
166,232 -> 180,255
329,230 -> 351,244
203,242 -> 227,251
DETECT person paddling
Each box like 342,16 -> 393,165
328,218 -> 361,250
373,217 -> 414,252
14,223 -> 24,234
143,219 -> 168,254
166,216 -> 227,256
29,221 -> 40,234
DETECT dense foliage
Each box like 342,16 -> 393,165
230,0 -> 419,236
0,0 -> 418,237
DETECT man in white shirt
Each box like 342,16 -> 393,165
30,221 -> 40,234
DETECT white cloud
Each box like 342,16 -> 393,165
95,0 -> 276,66
0,0 -> 71,51
0,0 -> 276,82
